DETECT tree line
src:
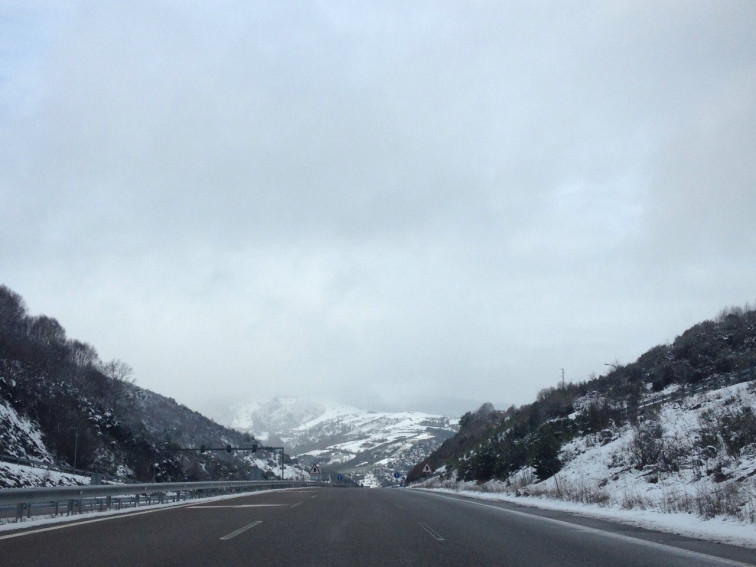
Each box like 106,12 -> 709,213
408,303 -> 756,485
0,284 -> 263,483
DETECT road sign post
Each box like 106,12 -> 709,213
309,463 -> 321,478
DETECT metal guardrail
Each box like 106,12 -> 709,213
640,366 -> 755,411
0,480 -> 319,523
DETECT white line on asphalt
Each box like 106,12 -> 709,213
0,489 -> 307,541
418,522 -> 445,541
188,504 -> 285,509
220,521 -> 262,541
424,492 -> 754,567
290,502 -> 303,509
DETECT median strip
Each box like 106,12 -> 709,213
220,521 -> 263,540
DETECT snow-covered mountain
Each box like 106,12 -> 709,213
225,397 -> 459,487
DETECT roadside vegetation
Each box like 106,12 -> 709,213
0,284 -> 274,485
410,304 -> 756,522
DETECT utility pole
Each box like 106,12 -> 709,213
73,424 -> 79,471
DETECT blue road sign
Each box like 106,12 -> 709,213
393,472 -> 401,479
337,474 -> 343,481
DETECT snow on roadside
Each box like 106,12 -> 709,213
416,486 -> 756,549
0,462 -> 89,488
415,381 -> 756,549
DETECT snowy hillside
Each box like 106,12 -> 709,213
225,397 -> 459,487
0,399 -> 51,464
0,400 -> 79,488
420,379 -> 756,525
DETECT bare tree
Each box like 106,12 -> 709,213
101,359 -> 135,413
67,340 -> 99,368
0,285 -> 27,335
27,315 -> 66,346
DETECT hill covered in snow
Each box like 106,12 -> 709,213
412,305 -> 756,525
225,396 -> 458,487
0,284 -> 309,487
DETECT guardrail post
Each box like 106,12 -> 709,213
106,495 -> 112,510
15,503 -> 25,522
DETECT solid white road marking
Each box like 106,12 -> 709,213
418,522 -> 445,541
220,521 -> 263,541
0,489 -> 311,541
188,504 -> 285,509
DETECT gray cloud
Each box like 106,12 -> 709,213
1,1 -> 755,418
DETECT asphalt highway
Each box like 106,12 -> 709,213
1,487 -> 753,566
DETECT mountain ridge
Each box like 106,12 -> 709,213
224,395 -> 459,487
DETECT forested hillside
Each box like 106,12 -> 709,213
0,284 -> 280,486
410,305 -> 756,492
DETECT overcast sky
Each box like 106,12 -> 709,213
1,1 -> 755,419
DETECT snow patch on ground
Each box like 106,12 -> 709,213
0,401 -> 52,462
0,462 -> 89,489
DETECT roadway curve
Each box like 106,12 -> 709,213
1,487 -> 753,566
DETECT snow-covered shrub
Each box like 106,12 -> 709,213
695,481 -> 748,520
630,418 -> 664,469
720,405 -> 756,456
698,401 -> 756,459
697,409 -> 722,450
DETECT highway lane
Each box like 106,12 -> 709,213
1,487 -> 754,566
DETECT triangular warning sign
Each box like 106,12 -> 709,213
309,464 -> 321,474
422,463 -> 432,473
